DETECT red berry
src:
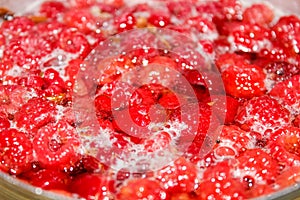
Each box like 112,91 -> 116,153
33,120 -> 80,169
114,12 -> 136,32
236,95 -> 291,135
148,11 -> 171,28
69,173 -> 115,200
0,85 -> 38,116
186,16 -> 216,34
4,32 -> 56,70
28,169 -> 70,190
118,178 -> 168,200
202,160 -> 233,180
265,61 -> 300,82
243,4 -> 274,26
58,28 -> 91,59
227,23 -> 272,53
98,55 -> 134,84
39,1 -> 66,19
215,53 -> 250,72
0,129 -> 33,175
156,157 -> 198,193
166,1 -> 193,19
221,63 -> 266,99
196,177 -> 245,200
15,97 -> 57,132
268,126 -> 300,168
237,148 -> 279,185
63,9 -> 96,34
272,15 -> 300,53
0,16 -> 34,39
213,125 -> 254,159
269,75 -> 300,115
143,131 -> 172,152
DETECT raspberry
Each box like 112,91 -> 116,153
264,61 -> 300,82
63,8 -> 96,34
117,178 -> 168,200
27,169 -> 70,190
236,95 -> 291,135
196,177 -> 245,200
213,125 -> 255,159
58,28 -> 91,59
156,157 -> 198,193
0,129 -> 33,175
148,11 -> 171,28
32,120 -> 80,169
268,126 -> 300,168
68,174 -> 115,200
226,23 -> 272,53
43,68 -> 66,97
269,75 -> 300,115
242,4 -> 274,26
202,160 -> 233,181
236,148 -> 279,185
114,12 -> 136,33
215,53 -> 250,72
272,15 -> 300,53
166,1 -> 193,19
4,32 -> 56,70
98,55 -> 134,85
143,131 -> 172,152
15,97 -> 57,132
0,16 -> 34,39
0,85 -> 38,116
39,1 -> 67,19
221,63 -> 266,99
186,16 -> 216,34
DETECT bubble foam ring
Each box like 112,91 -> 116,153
73,27 -> 226,172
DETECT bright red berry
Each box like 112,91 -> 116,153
0,129 -> 33,175
39,1 -> 67,19
213,125 -> 255,159
236,148 -> 279,185
196,177 -> 245,200
242,4 -> 274,26
118,178 -> 168,200
268,126 -> 300,168
236,95 -> 291,136
221,63 -> 266,99
33,120 -> 80,169
15,97 -> 57,131
58,28 -> 91,59
269,75 -> 300,115
28,169 -> 70,190
63,9 -> 96,34
68,173 -> 115,200
156,157 -> 198,193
